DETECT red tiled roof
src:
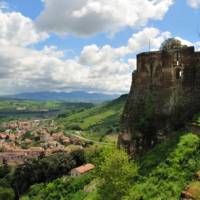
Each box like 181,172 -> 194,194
72,163 -> 95,174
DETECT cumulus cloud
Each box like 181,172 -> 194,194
0,10 -> 48,46
1,1 -> 199,95
79,28 -> 171,66
0,7 -> 194,95
0,25 -> 173,95
36,0 -> 174,36
187,0 -> 200,8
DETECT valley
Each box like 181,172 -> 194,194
0,95 -> 199,200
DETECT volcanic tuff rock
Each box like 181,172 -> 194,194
119,38 -> 200,155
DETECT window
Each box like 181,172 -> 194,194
174,51 -> 180,66
176,68 -> 183,79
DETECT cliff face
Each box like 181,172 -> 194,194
119,39 -> 200,156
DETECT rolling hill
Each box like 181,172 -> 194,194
57,94 -> 127,134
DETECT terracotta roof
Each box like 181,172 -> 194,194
0,133 -> 8,139
72,163 -> 95,174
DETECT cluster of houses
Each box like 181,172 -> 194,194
0,120 -> 86,165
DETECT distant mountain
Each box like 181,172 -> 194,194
2,91 -> 119,103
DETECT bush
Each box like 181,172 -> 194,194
123,133 -> 200,200
0,188 -> 14,200
95,147 -> 138,200
21,174 -> 93,200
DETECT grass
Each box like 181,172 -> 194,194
80,110 -> 115,129
124,132 -> 200,200
57,95 -> 127,134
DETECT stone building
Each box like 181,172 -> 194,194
119,38 -> 200,155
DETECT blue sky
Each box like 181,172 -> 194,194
6,0 -> 200,50
0,0 -> 200,95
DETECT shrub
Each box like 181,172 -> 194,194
123,133 -> 200,200
96,147 -> 138,200
0,188 -> 14,200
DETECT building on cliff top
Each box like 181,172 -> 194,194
119,38 -> 200,156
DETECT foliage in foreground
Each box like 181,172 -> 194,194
0,165 -> 15,200
0,187 -> 15,200
21,174 -> 93,200
20,133 -> 200,200
12,150 -> 85,197
123,133 -> 200,200
95,147 -> 138,200
21,147 -> 137,200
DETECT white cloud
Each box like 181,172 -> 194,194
36,0 -> 174,36
0,25 -> 173,95
187,0 -> 200,8
0,8 -> 194,95
127,27 -> 171,51
79,27 -> 171,67
0,10 -> 48,46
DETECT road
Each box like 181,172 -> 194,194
71,133 -> 115,145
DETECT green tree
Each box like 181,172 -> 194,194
96,147 -> 138,200
11,150 -> 85,197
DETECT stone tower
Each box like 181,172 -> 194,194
119,38 -> 200,156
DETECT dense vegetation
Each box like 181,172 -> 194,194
0,165 -> 15,200
124,133 -> 200,200
21,174 -> 94,200
57,95 -> 127,134
12,150 -> 85,198
0,150 -> 85,200
21,146 -> 137,200
21,132 -> 200,200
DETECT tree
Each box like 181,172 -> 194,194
11,150 -> 85,197
96,147 -> 138,200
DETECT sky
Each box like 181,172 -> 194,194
0,0 -> 200,95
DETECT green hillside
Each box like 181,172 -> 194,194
126,132 -> 200,200
57,94 -> 127,134
21,132 -> 200,200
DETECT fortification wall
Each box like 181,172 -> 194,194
120,39 -> 200,156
